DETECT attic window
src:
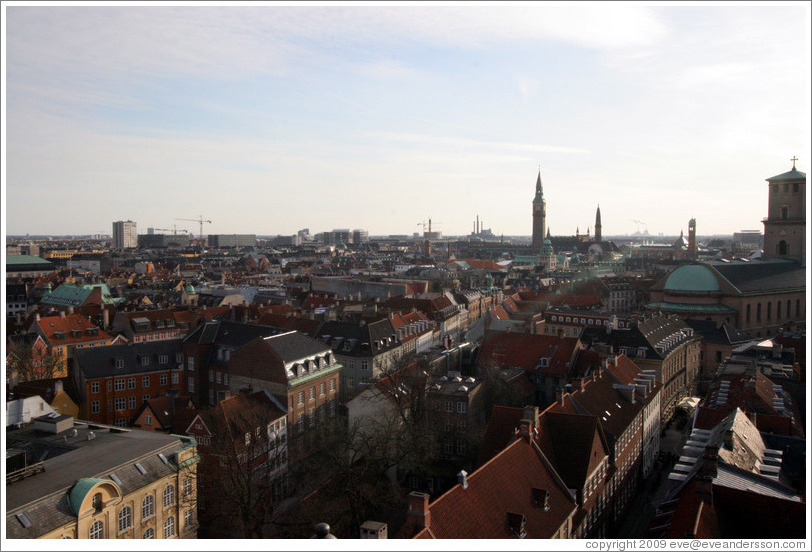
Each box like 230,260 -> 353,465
71,329 -> 82,338
506,512 -> 527,538
532,488 -> 551,511
16,513 -> 32,529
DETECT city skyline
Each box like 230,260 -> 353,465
3,2 -> 811,238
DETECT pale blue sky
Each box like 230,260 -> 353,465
3,2 -> 810,238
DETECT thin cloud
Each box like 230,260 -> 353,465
368,132 -> 589,155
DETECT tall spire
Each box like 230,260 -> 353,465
534,168 -> 543,202
595,204 -> 602,242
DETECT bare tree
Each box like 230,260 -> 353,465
6,336 -> 63,386
195,394 -> 288,538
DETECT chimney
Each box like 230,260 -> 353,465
522,405 -> 539,425
555,388 -> 565,406
518,418 -> 535,443
60,310 -> 66,318
457,470 -> 469,490
407,492 -> 431,534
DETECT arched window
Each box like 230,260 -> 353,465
92,492 -> 103,511
787,300 -> 791,319
184,478 -> 193,498
163,484 -> 175,508
142,495 -> 154,519
163,516 -> 175,539
756,303 -> 761,322
118,506 -> 132,532
89,520 -> 104,539
778,240 -> 789,255
767,302 -> 772,321
796,299 -> 801,318
142,528 -> 154,539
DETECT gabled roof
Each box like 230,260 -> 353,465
708,259 -> 806,294
31,314 -> 114,346
75,339 -> 184,379
478,331 -> 579,377
536,411 -> 608,490
477,406 -> 523,466
413,436 -> 577,539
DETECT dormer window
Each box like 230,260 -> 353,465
71,329 -> 82,338
54,331 -> 66,340
92,492 -> 103,511
140,356 -> 150,367
115,359 -> 124,369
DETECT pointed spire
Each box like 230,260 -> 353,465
534,168 -> 543,201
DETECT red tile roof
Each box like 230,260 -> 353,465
413,436 -> 576,539
32,314 -> 114,346
477,406 -> 524,466
478,331 -> 580,377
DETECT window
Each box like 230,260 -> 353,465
142,375 -> 150,387
128,396 -> 136,409
187,357 -> 194,371
93,492 -> 103,511
184,478 -> 193,497
160,374 -> 168,385
308,388 -> 315,401
145,414 -> 152,426
163,517 -> 175,539
142,495 -> 154,519
216,371 -> 222,384
330,379 -> 336,391
361,360 -> 369,370
128,377 -> 136,389
118,506 -> 132,532
172,373 -> 179,384
115,359 -> 124,369
445,401 -> 453,413
781,205 -> 789,220
115,398 -> 126,411
91,401 -> 100,414
320,382 -> 325,395
143,394 -> 150,403
245,432 -> 251,446
746,304 -> 751,323
756,303 -> 761,322
777,301 -> 782,320
223,373 -> 228,385
184,509 -> 193,529
444,441 -> 454,455
89,520 -> 104,539
115,379 -> 126,391
456,440 -> 466,455
796,299 -> 801,317
163,485 -> 175,507
457,402 -> 467,414
143,528 -> 154,539
91,381 -> 100,394
141,356 -> 150,367
298,391 -> 304,404
767,302 -> 772,321
159,355 -> 168,365
188,379 -> 194,393
209,371 -> 214,382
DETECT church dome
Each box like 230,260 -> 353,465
664,264 -> 720,292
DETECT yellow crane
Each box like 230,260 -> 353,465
176,216 -> 212,244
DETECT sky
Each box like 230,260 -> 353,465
3,1 -> 811,239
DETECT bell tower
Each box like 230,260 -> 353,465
762,158 -> 805,265
532,169 -> 546,252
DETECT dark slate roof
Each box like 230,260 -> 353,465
580,315 -> 697,360
766,168 -> 805,182
685,320 -> 753,345
316,319 -> 400,357
709,259 -> 806,294
183,319 -> 285,347
6,421 -> 190,538
75,340 -> 184,379
261,331 -> 334,363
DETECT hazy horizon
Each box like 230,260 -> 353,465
4,2 -> 811,238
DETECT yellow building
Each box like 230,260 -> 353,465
6,416 -> 199,539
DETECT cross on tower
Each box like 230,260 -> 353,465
791,156 -> 798,169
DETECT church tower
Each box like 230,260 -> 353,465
688,218 -> 697,257
532,170 -> 546,252
595,205 -> 602,243
762,158 -> 806,265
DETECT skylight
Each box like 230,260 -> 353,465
16,513 -> 32,528
135,463 -> 147,475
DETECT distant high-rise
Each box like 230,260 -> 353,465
531,170 -> 546,252
762,159 -> 805,264
112,220 -> 137,250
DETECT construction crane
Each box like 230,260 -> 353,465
417,217 -> 442,237
176,215 -> 212,242
155,226 -> 188,235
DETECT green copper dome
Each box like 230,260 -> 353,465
664,264 -> 720,292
